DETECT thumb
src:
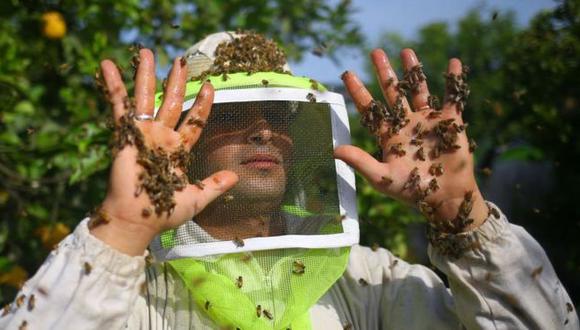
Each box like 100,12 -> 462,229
334,145 -> 385,184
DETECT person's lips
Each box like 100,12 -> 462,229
240,153 -> 281,169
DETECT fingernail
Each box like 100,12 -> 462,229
179,56 -> 187,67
340,70 -> 350,81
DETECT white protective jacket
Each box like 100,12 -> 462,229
1,202 -> 578,329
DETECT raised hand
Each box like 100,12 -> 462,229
335,48 -> 488,233
91,49 -> 239,255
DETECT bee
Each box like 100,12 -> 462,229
410,138 -> 423,146
235,276 -> 243,289
2,303 -> 11,316
261,79 -> 269,87
142,208 -> 151,218
427,111 -> 442,119
492,11 -> 499,20
358,278 -> 369,286
292,260 -> 305,275
240,253 -> 252,263
222,72 -> 229,81
381,176 -> 393,186
306,93 -> 316,103
403,167 -> 420,191
429,163 -> 444,176
428,178 -> 440,192
389,259 -> 399,269
388,143 -> 406,157
532,208 -> 540,214
312,41 -> 329,57
256,304 -> 262,317
224,194 -> 235,203
343,322 -> 353,330
186,116 -> 206,128
531,266 -> 543,278
193,179 -> 205,190
84,262 -> 92,275
19,320 -> 27,330
171,23 -> 181,29
371,243 -> 380,251
27,295 -> 35,311
484,272 -> 493,282
233,237 -> 245,247
15,295 -> 25,308
334,214 -> 346,224
415,147 -> 426,161
205,300 -> 211,310
263,309 -> 273,320
427,95 -> 441,110
567,302 -> 574,313
481,167 -> 492,176
468,138 -> 477,152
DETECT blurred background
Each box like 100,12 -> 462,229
0,0 -> 579,308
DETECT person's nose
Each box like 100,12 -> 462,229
247,119 -> 273,145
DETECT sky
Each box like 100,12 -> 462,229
290,0 -> 558,84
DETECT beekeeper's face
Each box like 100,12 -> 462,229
195,103 -> 294,204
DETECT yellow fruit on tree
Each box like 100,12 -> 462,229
41,11 -> 67,39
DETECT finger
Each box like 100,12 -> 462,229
134,49 -> 156,116
177,170 -> 239,216
334,145 -> 386,185
341,70 -> 374,113
100,60 -> 128,124
370,49 -> 411,112
156,57 -> 188,128
444,58 -> 464,114
400,48 -> 430,111
177,82 -> 214,150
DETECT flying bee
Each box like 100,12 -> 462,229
292,260 -> 305,275
235,276 -> 243,289
263,309 -> 273,320
223,194 -> 235,203
488,206 -> 500,219
261,79 -> 269,87
233,237 -> 245,247
222,72 -> 229,81
306,93 -> 316,103
389,259 -> 399,269
84,262 -> 92,275
343,323 -> 353,330
256,304 -> 262,317
205,300 -> 211,310
15,295 -> 25,308
358,278 -> 369,286
371,242 -> 380,251
481,167 -> 492,176
27,295 -> 35,311
18,320 -> 27,330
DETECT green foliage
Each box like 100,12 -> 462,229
0,0 -> 361,303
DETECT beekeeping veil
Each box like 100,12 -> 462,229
150,32 -> 358,329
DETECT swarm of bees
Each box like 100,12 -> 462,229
111,105 -> 192,217
444,65 -> 471,112
191,31 -> 290,81
403,63 -> 426,94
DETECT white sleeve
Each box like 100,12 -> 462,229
341,202 -> 578,330
0,219 -> 148,330
429,202 -> 579,329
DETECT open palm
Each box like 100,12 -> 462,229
335,49 -> 487,231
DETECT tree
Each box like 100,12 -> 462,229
0,0 -> 362,304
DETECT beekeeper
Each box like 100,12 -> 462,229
1,32 -> 577,330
